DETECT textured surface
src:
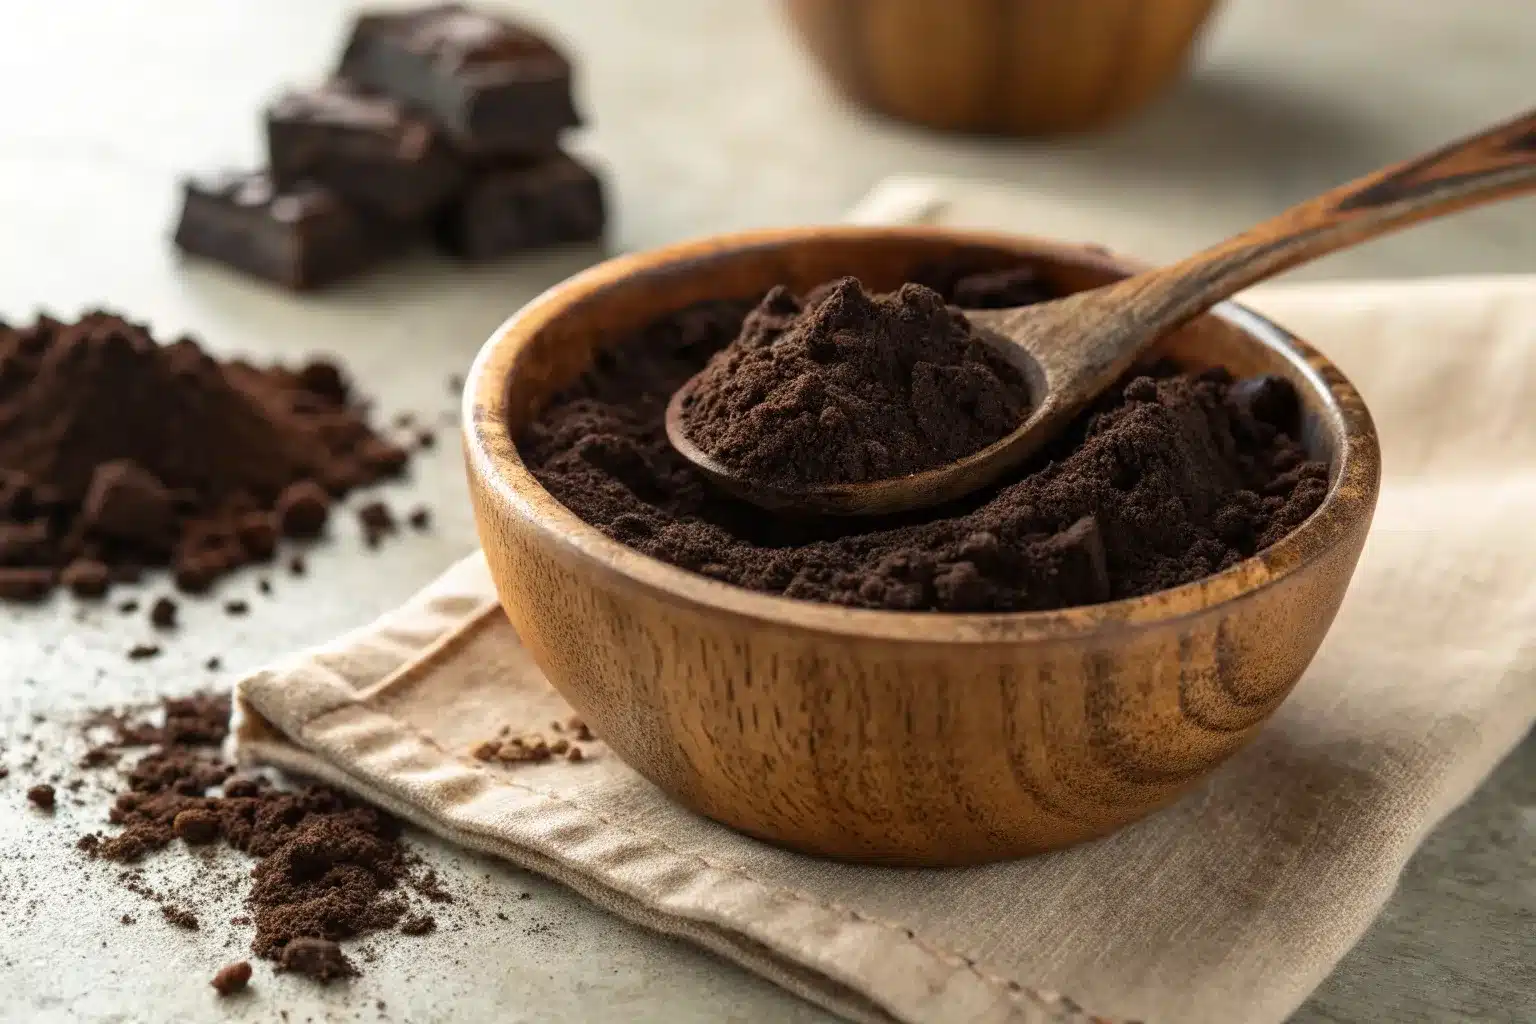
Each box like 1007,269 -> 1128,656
0,1 -> 1531,1022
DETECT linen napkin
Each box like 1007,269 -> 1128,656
234,183 -> 1536,1024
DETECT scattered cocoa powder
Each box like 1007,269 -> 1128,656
162,904 -> 199,929
472,723 -> 595,767
75,692 -> 444,982
357,501 -> 397,548
399,913 -> 436,935
680,278 -> 1031,487
27,783 -> 56,810
519,265 -> 1329,613
278,937 -> 355,983
0,311 -> 409,601
211,961 -> 253,996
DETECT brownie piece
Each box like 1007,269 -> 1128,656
437,153 -> 605,260
338,4 -> 580,155
172,171 -> 399,291
266,79 -> 465,221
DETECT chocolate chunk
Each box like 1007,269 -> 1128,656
275,480 -> 332,538
210,961 -> 252,997
437,154 -> 605,260
173,171 -> 401,291
267,79 -> 464,221
277,937 -> 356,983
338,4 -> 580,154
61,558 -> 110,598
26,783 -> 56,810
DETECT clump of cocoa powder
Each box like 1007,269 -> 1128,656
76,692 -> 440,981
0,311 -> 409,601
519,264 -> 1331,613
680,278 -> 1030,487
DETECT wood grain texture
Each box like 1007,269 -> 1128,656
463,227 -> 1380,866
783,0 -> 1220,136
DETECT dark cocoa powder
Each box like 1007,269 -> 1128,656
0,311 -> 409,600
518,265 -> 1330,613
77,692 -> 439,981
680,278 -> 1031,487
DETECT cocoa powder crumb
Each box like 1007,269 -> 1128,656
127,643 -> 161,661
173,808 -> 219,844
118,598 -> 139,613
210,960 -> 252,996
357,501 -> 396,548
205,656 -> 222,671
407,506 -> 431,531
566,747 -> 584,763
287,554 -> 306,576
27,783 -> 56,810
0,568 -> 54,602
224,599 -> 248,616
120,913 -> 135,924
162,904 -> 199,929
62,558 -> 111,598
278,937 -> 355,983
149,596 -> 178,629
274,481 -> 331,539
399,913 -> 436,935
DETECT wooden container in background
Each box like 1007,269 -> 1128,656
784,0 -> 1221,136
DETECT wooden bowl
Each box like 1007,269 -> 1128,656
783,0 -> 1221,135
464,227 -> 1379,866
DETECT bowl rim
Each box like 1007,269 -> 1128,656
464,226 -> 1381,645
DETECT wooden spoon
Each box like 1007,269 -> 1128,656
667,109 -> 1536,516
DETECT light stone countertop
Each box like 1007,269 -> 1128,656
0,2 -> 1530,1022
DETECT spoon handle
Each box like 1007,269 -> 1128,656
1109,107 -> 1536,329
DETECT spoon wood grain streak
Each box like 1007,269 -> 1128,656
667,108 -> 1536,516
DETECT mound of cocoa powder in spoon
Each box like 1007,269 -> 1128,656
679,277 -> 1032,487
0,311 -> 408,601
